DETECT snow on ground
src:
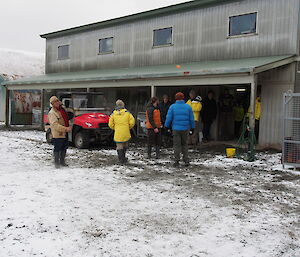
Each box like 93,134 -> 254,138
0,48 -> 44,80
0,130 -> 299,257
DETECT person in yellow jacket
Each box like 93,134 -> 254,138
186,90 -> 202,146
109,99 -> 135,164
233,101 -> 245,138
247,96 -> 261,139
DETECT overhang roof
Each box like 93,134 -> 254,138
2,55 -> 295,88
40,0 -> 239,39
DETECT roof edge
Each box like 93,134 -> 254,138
2,55 -> 294,87
40,0 -> 237,39
253,55 -> 297,74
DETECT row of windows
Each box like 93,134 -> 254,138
57,12 -> 257,60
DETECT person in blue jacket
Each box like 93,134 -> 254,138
165,92 -> 195,167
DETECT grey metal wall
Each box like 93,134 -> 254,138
295,62 -> 300,93
45,0 -> 300,73
0,76 -> 5,122
258,63 -> 296,149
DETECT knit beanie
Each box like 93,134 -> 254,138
175,92 -> 185,101
116,99 -> 125,108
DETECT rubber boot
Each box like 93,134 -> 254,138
147,145 -> 152,159
60,150 -> 68,167
117,150 -> 125,164
123,148 -> 128,163
155,146 -> 160,159
54,152 -> 60,169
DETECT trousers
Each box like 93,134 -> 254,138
173,130 -> 189,162
53,137 -> 68,153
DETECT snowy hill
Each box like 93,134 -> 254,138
0,48 -> 44,80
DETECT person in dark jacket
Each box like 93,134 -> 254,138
165,92 -> 195,167
201,90 -> 217,142
159,94 -> 172,147
159,95 -> 172,124
218,88 -> 234,140
146,97 -> 162,159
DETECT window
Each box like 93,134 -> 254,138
58,45 -> 69,59
229,13 -> 257,37
99,37 -> 113,53
153,27 -> 172,47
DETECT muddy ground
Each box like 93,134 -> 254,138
0,130 -> 299,257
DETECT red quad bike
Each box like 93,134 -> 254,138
44,92 -> 113,149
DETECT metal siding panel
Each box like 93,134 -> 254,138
259,64 -> 296,148
45,0 -> 300,73
0,76 -> 5,121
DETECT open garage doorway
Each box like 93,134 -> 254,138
156,84 -> 253,143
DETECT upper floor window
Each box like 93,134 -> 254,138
58,45 -> 69,60
229,12 -> 257,37
99,37 -> 113,54
153,27 -> 173,47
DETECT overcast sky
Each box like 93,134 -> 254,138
1,0 -> 189,54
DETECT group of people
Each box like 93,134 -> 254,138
48,91 -> 201,168
110,89 -> 213,167
48,88 -> 260,168
144,92 -> 195,167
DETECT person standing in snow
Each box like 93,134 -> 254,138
186,90 -> 202,147
146,96 -> 162,159
165,92 -> 195,167
109,100 -> 135,164
48,96 -> 72,168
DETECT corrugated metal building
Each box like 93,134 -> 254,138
0,75 -> 5,122
2,0 -> 300,149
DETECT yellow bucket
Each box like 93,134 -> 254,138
226,148 -> 236,158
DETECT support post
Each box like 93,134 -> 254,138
247,74 -> 258,161
40,89 -> 45,131
249,75 -> 258,131
151,85 -> 156,98
5,87 -> 9,127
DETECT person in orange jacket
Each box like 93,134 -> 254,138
146,96 -> 162,159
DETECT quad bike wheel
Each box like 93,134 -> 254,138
74,131 -> 90,149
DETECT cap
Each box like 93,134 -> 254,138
50,96 -> 60,104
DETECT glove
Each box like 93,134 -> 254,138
189,128 -> 194,135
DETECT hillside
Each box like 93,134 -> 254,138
0,48 -> 44,80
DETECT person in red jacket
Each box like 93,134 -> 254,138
146,96 -> 162,159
